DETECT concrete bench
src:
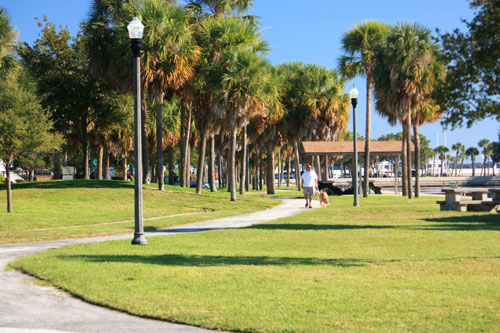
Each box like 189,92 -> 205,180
437,200 -> 485,212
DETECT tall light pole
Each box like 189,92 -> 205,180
128,17 -> 147,245
350,86 -> 360,207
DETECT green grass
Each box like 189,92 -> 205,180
9,195 -> 500,332
0,180 -> 280,244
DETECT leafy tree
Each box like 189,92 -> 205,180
18,18 -> 122,180
338,20 -> 390,197
437,0 -> 500,128
0,80 -> 60,212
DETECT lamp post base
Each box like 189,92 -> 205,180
131,233 -> 147,245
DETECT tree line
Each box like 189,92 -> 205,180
1,0 -> 499,212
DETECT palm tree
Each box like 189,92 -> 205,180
435,145 -> 449,176
478,139 -> 490,176
0,8 -> 18,79
187,0 -> 253,17
138,0 -> 200,190
338,20 -> 390,197
191,15 -> 268,194
452,142 -> 464,176
465,146 -> 479,176
220,49 -> 270,201
485,142 -> 494,176
374,23 -> 440,198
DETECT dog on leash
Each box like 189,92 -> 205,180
316,190 -> 330,208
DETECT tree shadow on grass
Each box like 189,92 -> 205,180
1,179 -> 134,190
60,253 -> 377,268
422,215 -> 500,231
249,224 -> 399,231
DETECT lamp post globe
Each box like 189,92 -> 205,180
129,17 -> 147,245
350,86 -> 360,207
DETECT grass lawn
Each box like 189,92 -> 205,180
0,180 -> 279,244
9,194 -> 500,332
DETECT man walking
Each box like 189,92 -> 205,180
301,164 -> 318,208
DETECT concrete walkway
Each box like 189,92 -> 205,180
0,197 -> 308,333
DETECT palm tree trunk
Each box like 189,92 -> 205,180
287,154 -> 291,188
123,154 -> 128,181
186,142 -> 191,187
196,129 -> 207,194
255,145 -> 260,190
156,95 -> 164,191
406,111 -> 413,199
277,148 -> 281,188
321,156 -> 328,181
363,77 -> 372,197
413,123 -> 420,198
218,152 -> 223,189
294,140 -> 302,191
183,106 -> 192,187
141,103 -> 150,184
229,127 -> 237,201
97,144 -> 104,180
267,145 -> 275,195
239,126 -> 247,195
472,156 -> 476,176
394,155 -> 399,194
209,135 -> 217,192
104,146 -> 110,180
82,128 -> 89,180
167,146 -> 174,185
401,127 -> 408,197
180,105 -> 186,187
259,149 -> 264,190
315,155 -> 321,181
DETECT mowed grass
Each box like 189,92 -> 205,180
9,195 -> 500,332
0,180 -> 279,244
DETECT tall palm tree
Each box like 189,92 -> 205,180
220,48 -> 272,201
140,0 -> 200,191
191,15 -> 268,194
374,23 -> 440,198
338,20 -> 390,197
451,142 -> 464,176
465,146 -> 479,176
435,145 -> 449,176
478,139 -> 490,176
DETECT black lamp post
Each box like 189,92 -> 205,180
128,17 -> 147,245
350,86 -> 360,207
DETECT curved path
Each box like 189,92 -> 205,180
0,197 -> 309,333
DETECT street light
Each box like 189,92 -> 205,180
128,17 -> 147,245
350,86 -> 360,207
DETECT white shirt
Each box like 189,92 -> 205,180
302,170 -> 318,188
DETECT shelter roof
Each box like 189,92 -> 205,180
301,141 -> 414,156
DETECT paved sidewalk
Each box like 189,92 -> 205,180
0,197 -> 308,333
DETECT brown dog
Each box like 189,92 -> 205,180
316,190 -> 330,208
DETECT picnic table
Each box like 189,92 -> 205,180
437,188 -> 500,212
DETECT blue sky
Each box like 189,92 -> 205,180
1,0 -> 498,157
